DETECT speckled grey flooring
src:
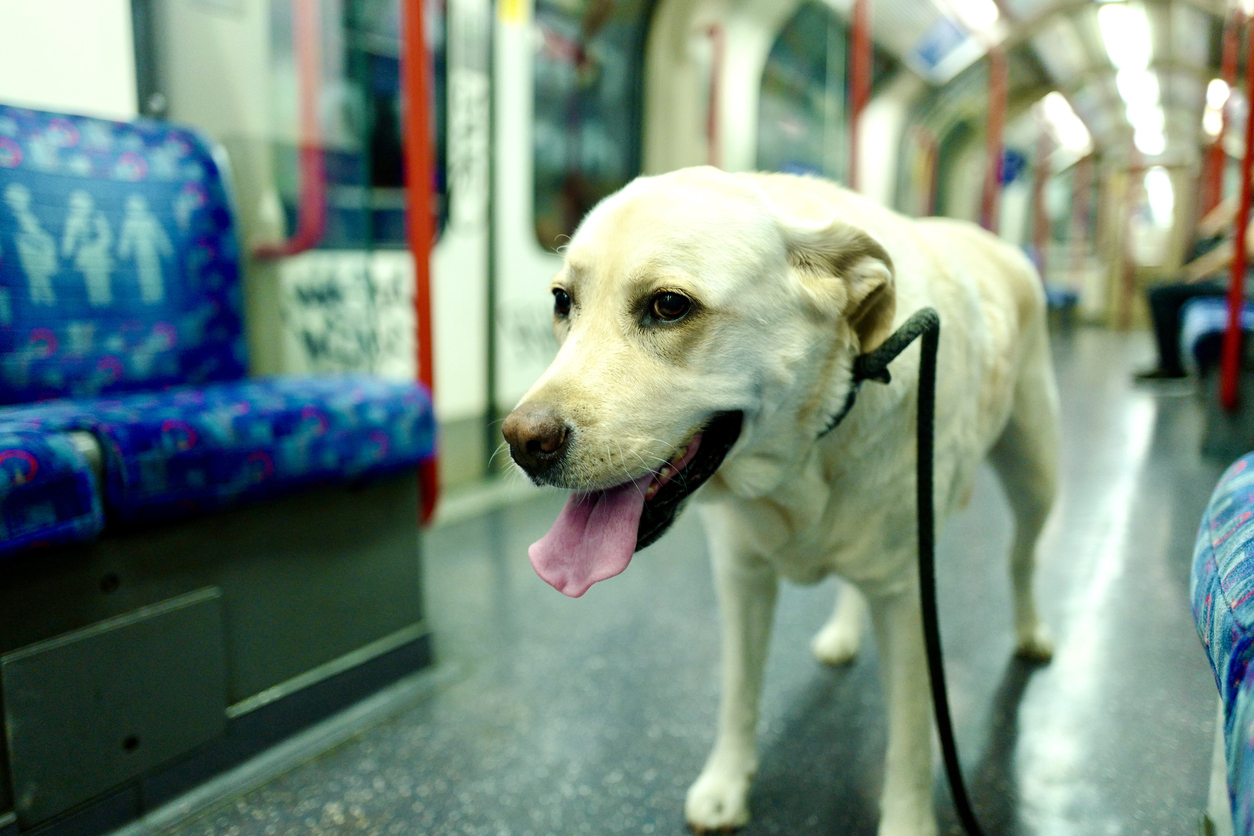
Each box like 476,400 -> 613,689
160,328 -> 1224,836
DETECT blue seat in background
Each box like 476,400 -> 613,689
0,104 -> 434,554
1181,296 -> 1254,375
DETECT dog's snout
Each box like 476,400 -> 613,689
502,403 -> 571,477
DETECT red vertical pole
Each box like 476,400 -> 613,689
254,0 -> 326,259
1068,155 -> 1092,289
980,47 -> 1007,232
1220,17 -> 1254,411
1201,14 -> 1240,219
1031,124 -> 1051,280
849,0 -> 871,192
916,126 -> 939,216
706,25 -> 724,169
1119,148 -> 1141,331
402,0 -> 440,523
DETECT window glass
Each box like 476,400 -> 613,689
270,0 -> 447,250
533,0 -> 651,251
757,1 -> 896,183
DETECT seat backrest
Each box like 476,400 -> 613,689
0,105 -> 247,404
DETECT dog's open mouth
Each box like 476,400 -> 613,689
528,411 -> 743,597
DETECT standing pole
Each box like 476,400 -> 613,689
848,0 -> 871,192
980,47 -> 1007,232
1220,17 -> 1254,411
1118,149 -> 1141,332
254,0 -> 326,259
402,0 -> 440,523
1068,155 -> 1092,290
1201,14 -> 1241,219
706,25 -> 724,168
1031,124 -> 1052,280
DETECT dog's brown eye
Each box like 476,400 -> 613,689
553,288 -> 571,317
650,292 -> 692,322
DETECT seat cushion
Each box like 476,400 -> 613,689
1194,453 -> 1254,818
0,105 -> 247,404
0,429 -> 103,558
1180,297 -> 1254,373
0,375 -> 435,524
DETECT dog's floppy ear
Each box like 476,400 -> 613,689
781,218 -> 896,352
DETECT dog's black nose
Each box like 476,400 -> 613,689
502,403 -> 571,477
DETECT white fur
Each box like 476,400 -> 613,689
511,167 -> 1059,835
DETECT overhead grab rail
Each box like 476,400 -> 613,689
402,0 -> 440,523
255,0 -> 328,259
1221,13 -> 1254,412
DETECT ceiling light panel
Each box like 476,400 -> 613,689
1098,2 -> 1152,69
876,0 -> 948,67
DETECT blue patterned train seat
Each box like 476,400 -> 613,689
0,429 -> 102,558
0,104 -> 247,402
0,105 -> 434,555
1181,297 -> 1254,374
0,376 -> 434,526
1193,453 -> 1254,829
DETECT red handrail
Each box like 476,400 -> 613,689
402,0 -> 440,523
705,25 -> 724,168
1030,123 -> 1051,279
848,0 -> 871,192
1220,16 -> 1254,412
1201,14 -> 1241,219
255,0 -> 327,260
1067,155 -> 1092,287
979,46 -> 1007,232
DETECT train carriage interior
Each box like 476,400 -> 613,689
3,0 -> 1254,833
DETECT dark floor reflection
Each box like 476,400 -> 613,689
950,658 -> 1038,836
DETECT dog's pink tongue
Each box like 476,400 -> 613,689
528,474 -> 652,598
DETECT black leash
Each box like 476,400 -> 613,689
820,307 -> 987,836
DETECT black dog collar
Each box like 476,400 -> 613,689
818,307 -> 941,439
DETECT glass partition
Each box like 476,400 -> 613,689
757,1 -> 896,183
532,0 -> 651,251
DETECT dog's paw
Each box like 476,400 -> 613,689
876,799 -> 939,836
685,768 -> 751,833
1014,625 -> 1054,663
876,816 -> 939,836
811,620 -> 862,666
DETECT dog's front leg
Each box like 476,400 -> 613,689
868,585 -> 938,836
685,520 -> 778,832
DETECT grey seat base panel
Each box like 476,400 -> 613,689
0,474 -> 430,834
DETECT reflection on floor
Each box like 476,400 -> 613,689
161,328 -> 1224,835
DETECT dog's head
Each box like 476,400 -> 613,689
503,167 -> 895,596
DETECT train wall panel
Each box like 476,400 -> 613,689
1,589 -> 228,828
0,0 -> 138,122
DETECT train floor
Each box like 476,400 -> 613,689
153,327 -> 1224,836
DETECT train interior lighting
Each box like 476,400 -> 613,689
2,0 -> 1254,833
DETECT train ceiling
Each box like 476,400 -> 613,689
859,0 -> 1225,164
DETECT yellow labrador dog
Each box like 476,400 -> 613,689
502,166 -> 1057,835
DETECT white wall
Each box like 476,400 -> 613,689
646,0 -> 802,175
0,0 -> 138,120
